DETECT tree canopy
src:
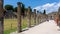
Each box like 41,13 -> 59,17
5,5 -> 13,10
43,9 -> 46,14
14,7 -> 17,12
58,7 -> 60,12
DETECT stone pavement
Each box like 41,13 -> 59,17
10,20 -> 60,34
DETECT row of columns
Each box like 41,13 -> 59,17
17,2 -> 48,32
0,1 -> 48,34
17,2 -> 38,33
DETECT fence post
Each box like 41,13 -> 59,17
17,2 -> 22,32
34,9 -> 36,25
0,0 -> 4,34
27,6 -> 31,28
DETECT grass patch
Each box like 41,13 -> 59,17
4,28 -> 17,34
4,19 -> 18,34
4,18 -> 34,34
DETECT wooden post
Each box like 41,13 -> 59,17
34,9 -> 36,25
0,0 -> 4,34
27,6 -> 31,28
17,2 -> 22,32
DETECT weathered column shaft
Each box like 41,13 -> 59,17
0,0 -> 4,34
38,16 -> 40,24
37,11 -> 40,24
39,15 -> 41,24
0,0 -> 3,17
27,6 -> 31,28
17,2 -> 22,32
34,9 -> 36,25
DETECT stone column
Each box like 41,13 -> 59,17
37,11 -> 39,24
17,2 -> 22,32
34,9 -> 36,25
37,15 -> 40,24
0,0 -> 4,34
27,6 -> 31,28
25,9 -> 27,18
39,16 -> 41,24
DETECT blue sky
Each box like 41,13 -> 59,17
4,0 -> 60,14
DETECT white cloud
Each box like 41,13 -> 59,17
33,6 -> 41,10
33,2 -> 60,14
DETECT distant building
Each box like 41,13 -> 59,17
47,10 -> 60,20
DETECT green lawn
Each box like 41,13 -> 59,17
4,18 -> 18,34
4,18 -> 34,34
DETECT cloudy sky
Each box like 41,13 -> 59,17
4,0 -> 60,14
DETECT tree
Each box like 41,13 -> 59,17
5,5 -> 13,10
25,8 -> 28,16
37,11 -> 39,14
43,9 -> 46,14
58,7 -> 60,12
21,3 -> 25,17
28,6 -> 32,11
14,7 -> 17,12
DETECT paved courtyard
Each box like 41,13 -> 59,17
11,20 -> 60,34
